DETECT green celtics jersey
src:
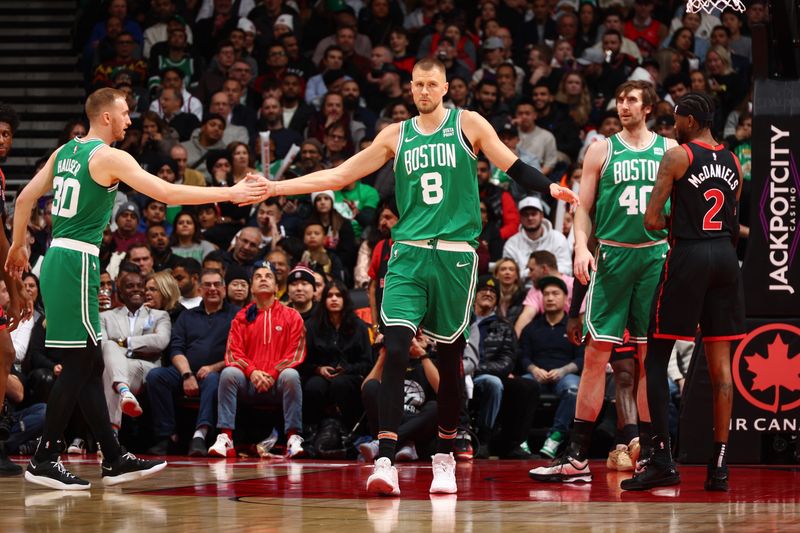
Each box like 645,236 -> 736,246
391,108 -> 480,247
595,132 -> 669,244
51,138 -> 118,247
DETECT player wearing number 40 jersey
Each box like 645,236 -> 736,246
622,92 -> 745,493
530,80 -> 677,485
255,58 -> 579,496
6,88 -> 267,491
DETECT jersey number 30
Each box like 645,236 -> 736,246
618,185 -> 652,215
421,172 -> 444,205
52,176 -> 81,219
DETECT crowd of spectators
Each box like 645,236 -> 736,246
1,0 -> 759,461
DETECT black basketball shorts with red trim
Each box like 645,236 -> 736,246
649,237 -> 745,342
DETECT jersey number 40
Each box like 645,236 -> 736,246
618,185 -> 653,215
52,176 -> 81,219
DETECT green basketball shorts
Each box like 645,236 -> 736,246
583,241 -> 668,344
40,240 -> 102,348
380,240 -> 478,343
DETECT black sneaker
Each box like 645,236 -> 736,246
188,436 -> 207,457
147,438 -> 170,456
0,402 -> 12,442
705,464 -> 729,491
0,444 -> 22,476
453,434 -> 473,462
620,459 -> 680,491
25,457 -> 91,490
101,452 -> 167,486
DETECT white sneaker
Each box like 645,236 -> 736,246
207,433 -> 234,458
66,438 -> 86,455
528,454 -> 592,483
120,391 -> 143,418
366,457 -> 400,496
359,440 -> 379,463
286,434 -> 305,458
395,444 -> 418,462
429,453 -> 457,494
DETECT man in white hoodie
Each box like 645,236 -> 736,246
502,196 -> 573,278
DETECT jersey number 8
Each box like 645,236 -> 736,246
52,176 -> 81,219
420,171 -> 444,205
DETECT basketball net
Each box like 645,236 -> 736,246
685,0 -> 746,14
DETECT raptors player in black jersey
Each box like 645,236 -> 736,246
621,93 -> 745,492
0,103 -> 33,477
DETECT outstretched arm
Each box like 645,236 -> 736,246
461,110 -> 579,206
6,151 -> 58,279
644,146 -> 688,231
266,123 -> 400,199
91,147 -> 268,206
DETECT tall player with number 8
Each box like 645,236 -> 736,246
530,80 -> 677,483
256,58 -> 579,495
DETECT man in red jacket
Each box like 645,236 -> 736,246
208,264 -> 307,458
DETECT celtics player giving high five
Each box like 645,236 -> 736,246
257,58 -> 579,496
5,88 -> 267,490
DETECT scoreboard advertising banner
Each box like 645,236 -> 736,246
731,79 -> 800,459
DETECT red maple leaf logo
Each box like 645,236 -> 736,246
744,334 -> 800,413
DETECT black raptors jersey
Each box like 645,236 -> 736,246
671,141 -> 741,241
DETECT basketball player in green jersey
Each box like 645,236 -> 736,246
256,58 -> 579,496
5,88 -> 267,490
530,80 -> 677,483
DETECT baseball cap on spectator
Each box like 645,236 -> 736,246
237,17 -> 255,34
274,14 -> 293,31
302,138 -> 324,153
310,190 -> 336,204
476,275 -> 500,299
628,67 -> 656,86
518,196 -> 545,213
169,14 -> 187,27
537,275 -> 568,294
483,37 -> 504,51
656,115 -> 675,127
225,263 -> 249,286
202,113 -> 226,126
327,0 -> 353,12
577,47 -> 605,66
151,154 -> 178,175
116,201 -> 140,221
556,0 -> 579,12
288,265 -> 316,286
322,69 -> 349,86
206,149 -> 232,171
497,122 -> 518,138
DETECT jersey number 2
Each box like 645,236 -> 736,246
52,176 -> 81,219
421,172 -> 444,205
703,188 -> 724,230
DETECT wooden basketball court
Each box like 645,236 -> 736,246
2,455 -> 799,531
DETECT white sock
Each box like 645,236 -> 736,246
193,427 -> 208,440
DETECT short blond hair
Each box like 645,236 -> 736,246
412,57 -> 446,76
146,270 -> 181,312
85,87 -> 126,119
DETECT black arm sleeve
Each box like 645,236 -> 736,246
505,158 -> 552,194
569,278 -> 589,319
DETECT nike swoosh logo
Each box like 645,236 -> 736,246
405,135 -> 418,142
102,465 -> 113,471
456,261 -> 470,268
613,149 -> 627,155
